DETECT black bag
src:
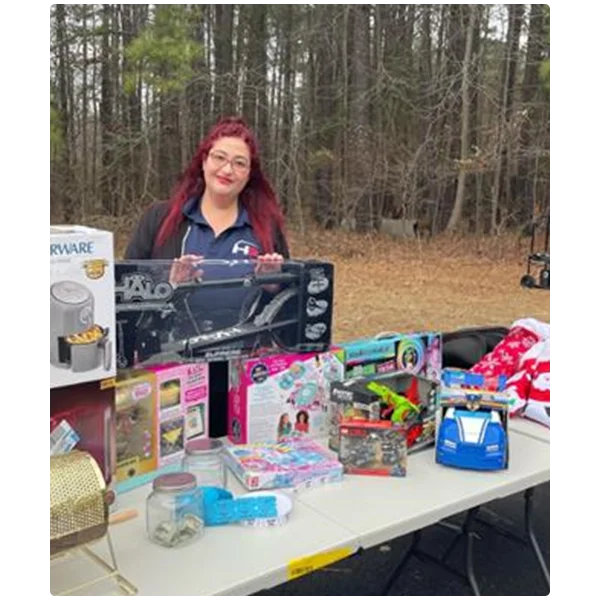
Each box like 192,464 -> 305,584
442,326 -> 509,370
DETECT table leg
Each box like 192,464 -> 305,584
381,509 -> 482,596
470,487 -> 549,590
525,487 -> 550,588
440,507 -> 482,596
465,518 -> 481,596
381,530 -> 421,595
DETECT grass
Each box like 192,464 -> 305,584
87,215 -> 550,342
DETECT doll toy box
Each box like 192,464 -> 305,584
113,258 -> 335,368
50,226 -> 116,388
50,378 -> 116,485
222,438 -> 344,491
329,373 -> 438,453
144,362 -> 209,470
338,420 -> 407,477
228,349 -> 345,445
436,385 -> 511,471
114,369 -> 159,492
339,332 -> 442,382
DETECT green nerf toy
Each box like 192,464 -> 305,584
366,381 -> 420,424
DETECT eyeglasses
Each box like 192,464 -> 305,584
208,150 -> 251,173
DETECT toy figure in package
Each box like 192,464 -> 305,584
329,373 -> 438,453
436,388 -> 511,471
338,420 -> 407,477
114,259 -> 334,367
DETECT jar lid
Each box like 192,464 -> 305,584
152,472 -> 197,492
185,438 -> 224,456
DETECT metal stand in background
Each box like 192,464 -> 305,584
381,486 -> 549,596
520,214 -> 550,290
50,531 -> 137,596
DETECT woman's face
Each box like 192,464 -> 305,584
203,136 -> 251,202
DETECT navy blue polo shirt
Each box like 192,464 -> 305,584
177,198 -> 264,333
182,197 -> 262,260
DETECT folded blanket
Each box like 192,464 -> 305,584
470,318 -> 550,428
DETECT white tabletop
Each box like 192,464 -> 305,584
51,431 -> 549,596
296,432 -> 550,549
509,417 -> 550,444
51,478 -> 360,597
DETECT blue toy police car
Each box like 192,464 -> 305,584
436,406 -> 507,471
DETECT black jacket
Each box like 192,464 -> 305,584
124,201 -> 290,259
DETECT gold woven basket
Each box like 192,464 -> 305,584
50,450 -> 109,555
50,451 -> 136,595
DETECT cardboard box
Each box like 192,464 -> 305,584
329,373 -> 438,453
228,349 -> 345,444
50,226 -> 116,388
339,332 -> 442,381
114,259 -> 335,367
114,370 -> 158,491
145,362 -> 209,469
338,420 -> 407,477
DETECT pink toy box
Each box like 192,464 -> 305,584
228,349 -> 345,444
145,362 -> 210,468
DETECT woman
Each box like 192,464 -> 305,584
126,115 -> 289,266
125,116 -> 290,326
125,116 -> 290,436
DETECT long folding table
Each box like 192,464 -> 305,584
50,421 -> 550,596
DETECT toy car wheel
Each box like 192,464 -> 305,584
520,274 -> 536,288
539,269 -> 550,289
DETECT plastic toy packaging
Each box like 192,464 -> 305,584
436,385 -> 511,471
329,373 -> 438,454
339,420 -> 407,477
114,259 -> 334,367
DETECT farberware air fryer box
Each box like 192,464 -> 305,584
50,226 -> 116,388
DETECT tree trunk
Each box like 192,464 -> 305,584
55,4 -> 74,222
214,5 -> 235,118
446,5 -> 476,232
518,4 -> 548,223
349,5 -> 372,232
100,4 -> 115,214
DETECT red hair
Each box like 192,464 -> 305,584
154,116 -> 286,254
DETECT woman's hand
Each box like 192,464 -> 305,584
255,253 -> 284,293
169,254 -> 204,286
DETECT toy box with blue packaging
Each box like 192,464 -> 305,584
339,332 -> 442,381
228,349 -> 345,444
436,373 -> 511,471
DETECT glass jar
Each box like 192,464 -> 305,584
182,438 -> 227,489
146,472 -> 204,548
